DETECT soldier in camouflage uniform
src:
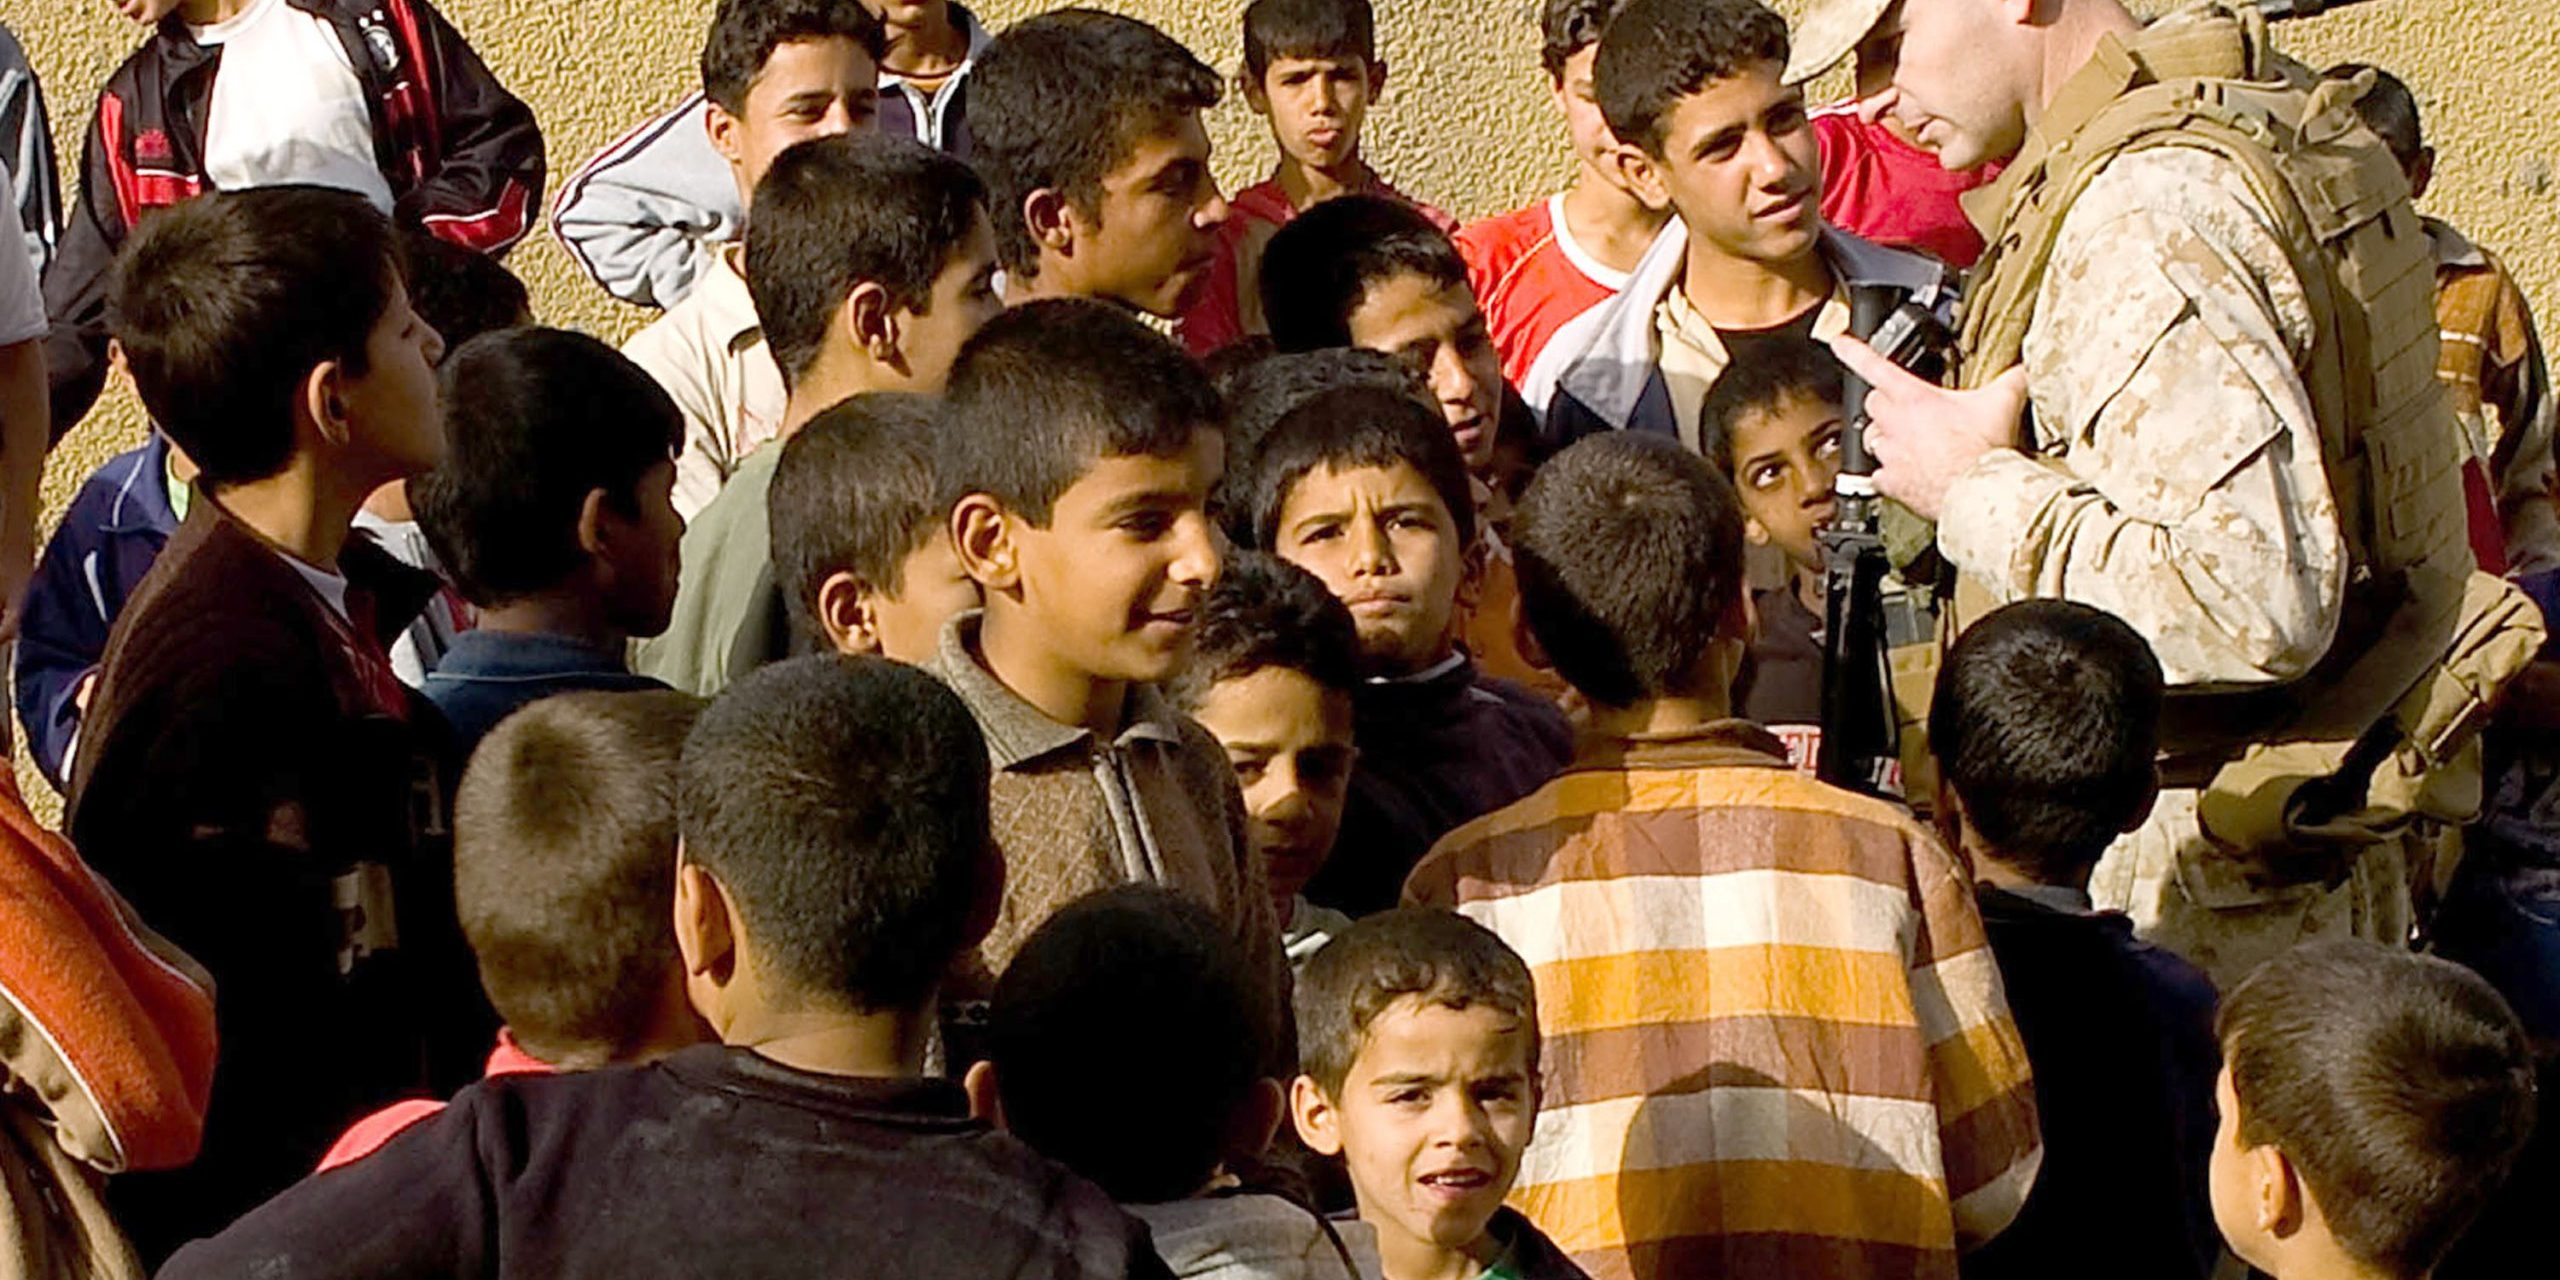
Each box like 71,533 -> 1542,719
1792,0 -> 2542,988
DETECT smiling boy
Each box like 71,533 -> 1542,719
1538,0 -> 1950,449
1292,908 -> 1591,1280
928,298 -> 1286,1065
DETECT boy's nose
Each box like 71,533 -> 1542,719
1169,514 -> 1222,589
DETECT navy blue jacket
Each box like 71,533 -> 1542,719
14,435 -> 175,788
421,628 -> 668,765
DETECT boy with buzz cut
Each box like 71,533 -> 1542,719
622,0 -> 887,519
1168,551 -> 1364,968
975,885 -> 1380,1280
316,689 -> 711,1170
64,185 -> 482,1261
1406,433 -> 2041,1280
970,8 -> 1231,319
1176,0 -> 1456,358
1456,0 -> 1665,391
1539,0 -> 1953,449
769,393 -> 980,666
637,129 -> 1002,696
1291,907 -> 1590,1280
2211,940 -> 2537,1280
412,328 -> 686,760
929,297 -> 1285,1063
1931,600 -> 2222,1280
1243,383 -> 1571,917
162,656 -> 1172,1279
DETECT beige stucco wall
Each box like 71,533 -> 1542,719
0,0 -> 2545,803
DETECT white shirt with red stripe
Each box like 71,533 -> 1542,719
1456,194 -> 1628,394
191,0 -> 394,212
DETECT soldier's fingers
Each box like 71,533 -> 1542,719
1826,334 -> 1933,407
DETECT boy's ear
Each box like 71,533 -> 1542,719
962,1059 -> 1006,1127
815,571 -> 886,656
2125,763 -> 2161,836
1288,1075 -> 1344,1156
1366,60 -> 1388,99
1613,144 -> 1671,213
672,854 -> 741,1037
575,487 -> 616,559
1022,187 -> 1077,260
704,100 -> 747,169
2251,1141 -> 2307,1241
950,494 -> 1021,592
1723,579 -> 1756,645
1457,531 -> 1491,606
962,836 -> 1007,951
841,280 -> 901,366
1508,589 -> 1551,675
301,360 -> 354,449
1238,68 -> 1271,116
1743,515 -> 1773,547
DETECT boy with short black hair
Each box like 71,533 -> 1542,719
976,885 -> 1373,1280
413,328 -> 685,759
1291,907 -> 1586,1280
1407,432 -> 2040,1280
637,131 -> 1000,695
1456,0 -> 1663,390
930,297 -> 1285,1060
1540,0 -> 1952,447
970,8 -> 1230,318
769,393 -> 979,664
2211,940 -> 2537,1280
318,688 -> 710,1169
66,185 -> 482,1259
1176,0 -> 1454,357
1931,600 -> 2222,1280
1212,346 -> 1423,546
1243,384 -> 1571,916
1169,552 -> 1363,967
1695,334 -> 1841,766
623,0 -> 888,518
163,655 -> 1168,1279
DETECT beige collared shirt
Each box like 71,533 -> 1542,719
1653,273 -> 1853,454
620,243 -> 787,519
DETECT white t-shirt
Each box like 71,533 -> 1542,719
192,0 -> 395,212
0,158 -> 40,347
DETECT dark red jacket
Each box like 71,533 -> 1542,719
40,0 -> 543,438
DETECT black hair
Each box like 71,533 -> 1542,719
1694,334 -> 1843,475
2326,62 -> 2425,170
767,392 -> 946,645
970,8 -> 1223,276
1295,907 -> 1539,1097
1243,0 -> 1376,81
414,328 -> 684,607
1260,194 -> 1470,353
989,886 -> 1271,1203
1929,600 -> 2163,883
455,690 -> 704,1065
2220,940 -> 2537,1278
1213,346 -> 1427,544
700,0 -> 885,113
1167,551 -> 1362,710
1541,0 -> 1630,82
1244,382 -> 1477,552
746,132 -> 988,390
399,227 -> 529,357
1593,0 -> 1790,156
1510,433 -> 1743,707
677,655 -> 993,1013
940,298 -> 1222,525
108,185 -> 403,489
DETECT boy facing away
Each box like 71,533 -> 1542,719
1406,433 -> 2040,1280
1291,908 -> 1591,1280
1240,384 -> 1571,917
978,886 -> 1379,1280
2210,941 -> 2537,1280
1176,0 -> 1455,358
317,688 -> 711,1168
927,298 -> 1286,1060
162,656 -> 1172,1279
1932,601 -> 2223,1280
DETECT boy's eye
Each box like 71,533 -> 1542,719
1387,1087 -> 1430,1107
1815,429 -> 1845,462
1298,521 -> 1344,545
1229,757 -> 1268,785
1749,463 -> 1787,491
1120,511 -> 1175,539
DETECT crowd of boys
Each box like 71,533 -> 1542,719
0,1 -> 2550,1279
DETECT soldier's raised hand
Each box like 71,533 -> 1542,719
1829,334 -> 2027,523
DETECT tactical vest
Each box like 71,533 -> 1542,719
1949,3 -> 2544,860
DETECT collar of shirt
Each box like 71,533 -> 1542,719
930,610 -> 1185,769
692,242 -> 765,357
1567,717 -> 1794,774
2002,881 -> 2097,914
2426,216 -> 2488,271
434,629 -> 635,683
878,2 -> 992,91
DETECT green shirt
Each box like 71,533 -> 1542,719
632,441 -> 786,696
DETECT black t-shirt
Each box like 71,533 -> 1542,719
1713,302 -> 1825,372
1735,583 -> 1825,770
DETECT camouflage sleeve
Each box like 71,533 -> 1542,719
1938,147 -> 2347,688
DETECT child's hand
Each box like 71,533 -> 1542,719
113,0 -> 182,26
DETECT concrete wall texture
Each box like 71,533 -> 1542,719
0,0 -> 2542,786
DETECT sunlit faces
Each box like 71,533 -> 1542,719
1055,115 -> 1230,318
707,37 -> 883,206
1291,997 -> 1537,1270
1552,45 -> 1650,199
1640,60 -> 1822,270
870,533 -> 982,665
1249,54 -> 1382,175
1343,273 -> 1502,473
598,458 -> 686,639
335,272 -> 446,481
1727,391 -> 1843,574
1879,0 -> 2035,172
891,210 -> 1006,392
1001,429 -> 1226,684
1190,666 -> 1357,910
1274,461 -> 1471,677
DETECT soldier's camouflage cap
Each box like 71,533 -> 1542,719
1783,0 -> 1893,85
